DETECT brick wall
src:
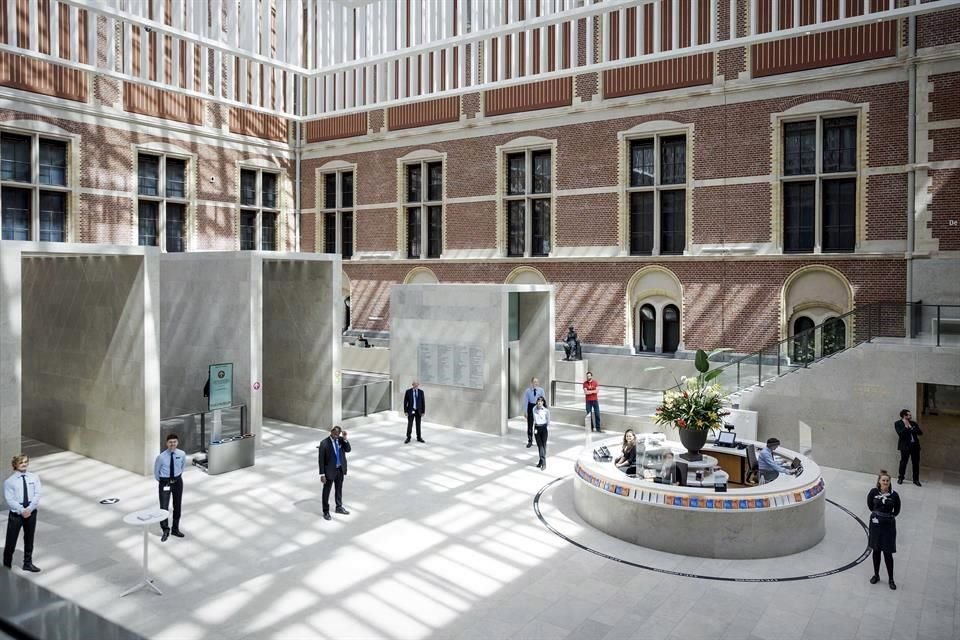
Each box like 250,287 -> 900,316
866,174 -> 907,241
355,208 -> 398,253
343,258 -> 906,351
444,202 -> 497,250
930,128 -> 960,162
555,194 -> 619,247
693,183 -> 772,244
929,71 -> 960,122
918,8 -> 960,49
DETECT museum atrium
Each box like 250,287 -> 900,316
0,0 -> 959,638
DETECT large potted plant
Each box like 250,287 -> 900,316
652,348 -> 730,461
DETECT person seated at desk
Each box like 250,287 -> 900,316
657,452 -> 676,483
757,437 -> 795,483
614,429 -> 637,476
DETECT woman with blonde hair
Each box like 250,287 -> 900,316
867,469 -> 900,589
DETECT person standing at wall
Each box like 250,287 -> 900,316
523,377 -> 545,449
532,396 -> 550,471
403,380 -> 426,444
3,455 -> 41,572
583,371 -> 601,432
894,409 -> 923,487
867,469 -> 901,590
154,434 -> 187,542
318,426 -> 352,521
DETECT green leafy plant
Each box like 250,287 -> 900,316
652,348 -> 730,431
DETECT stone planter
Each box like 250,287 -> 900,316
678,427 -> 709,461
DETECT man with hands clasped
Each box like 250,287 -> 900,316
3,455 -> 41,572
318,426 -> 352,521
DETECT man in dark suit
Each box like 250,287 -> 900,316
403,380 -> 426,444
895,409 -> 923,487
318,426 -> 352,520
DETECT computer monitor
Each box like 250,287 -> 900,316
674,460 -> 689,487
716,430 -> 736,446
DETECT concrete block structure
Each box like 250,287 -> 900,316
0,242 -> 161,474
390,284 -> 554,435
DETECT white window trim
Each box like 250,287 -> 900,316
1,124 -> 79,243
317,163 -> 358,258
496,137 -> 557,258
617,121 -> 694,257
772,101 -> 868,255
237,163 -> 283,251
396,150 -> 447,260
134,148 -> 195,252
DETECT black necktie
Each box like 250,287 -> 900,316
169,451 -> 175,480
21,475 -> 29,508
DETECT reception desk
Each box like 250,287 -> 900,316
574,437 -> 825,559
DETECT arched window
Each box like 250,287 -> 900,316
822,317 -> 846,356
793,316 -> 815,363
638,305 -> 656,352
663,305 -> 680,353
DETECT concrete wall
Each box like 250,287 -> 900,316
159,253 -> 260,439
262,258 -> 340,429
19,252 -> 160,475
391,284 -> 553,436
342,345 -> 390,374
0,244 -> 24,469
738,342 -> 960,474
515,291 -> 554,417
913,257 -> 960,306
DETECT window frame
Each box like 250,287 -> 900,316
402,159 -> 444,260
136,151 -> 191,252
777,112 -> 861,254
624,132 -> 689,256
1,129 -> 72,242
238,166 -> 282,251
319,168 -> 355,259
500,145 -> 554,258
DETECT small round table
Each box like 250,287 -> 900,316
121,508 -> 169,597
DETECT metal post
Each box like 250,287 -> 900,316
241,405 -> 246,436
200,412 -> 206,453
363,384 -> 368,416
758,351 -> 762,387
737,361 -> 740,388
868,303 -> 873,343
623,387 -> 627,416
937,305 -> 941,346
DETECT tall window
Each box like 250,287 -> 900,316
781,115 -> 857,253
137,153 -> 188,251
404,161 -> 442,259
321,170 -> 354,259
504,149 -> 552,257
240,168 -> 280,251
792,316 -> 815,363
1,131 -> 69,241
627,134 -> 687,255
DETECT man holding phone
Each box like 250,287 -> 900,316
318,426 -> 352,521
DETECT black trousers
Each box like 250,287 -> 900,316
406,413 -> 423,439
4,511 -> 37,568
534,426 -> 548,465
898,444 -> 921,481
158,477 -> 183,532
526,403 -> 536,443
322,468 -> 345,513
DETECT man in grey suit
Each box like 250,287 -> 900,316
318,426 -> 352,521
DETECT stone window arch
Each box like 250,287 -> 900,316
783,265 -> 853,362
403,266 -> 439,284
626,266 -> 684,354
504,266 -> 547,285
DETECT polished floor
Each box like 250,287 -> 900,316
9,416 -> 959,640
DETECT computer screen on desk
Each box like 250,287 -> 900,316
674,460 -> 688,487
716,431 -> 736,446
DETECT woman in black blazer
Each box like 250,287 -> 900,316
614,429 -> 637,476
867,469 -> 901,590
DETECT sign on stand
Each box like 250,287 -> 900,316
208,363 -> 234,411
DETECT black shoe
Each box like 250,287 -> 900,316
889,581 -> 897,590
897,478 -> 903,484
535,461 -> 542,469
417,438 -> 425,443
526,442 -> 533,448
913,480 -> 922,487
21,563 -> 40,573
335,507 -> 350,515
542,461 -> 547,471
323,512 -> 332,521
870,575 -> 880,584
404,438 -> 411,443
161,530 -> 170,542
171,530 -> 185,538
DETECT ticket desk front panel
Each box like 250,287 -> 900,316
574,437 -> 825,559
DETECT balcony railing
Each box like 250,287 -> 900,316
1,0 -> 958,118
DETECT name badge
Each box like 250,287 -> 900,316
871,516 -> 879,524
163,485 -> 172,492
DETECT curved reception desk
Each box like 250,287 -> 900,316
574,437 -> 825,559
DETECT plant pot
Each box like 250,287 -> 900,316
678,427 -> 709,461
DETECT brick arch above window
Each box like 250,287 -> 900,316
625,266 -> 684,353
403,266 -> 439,284
781,264 -> 854,341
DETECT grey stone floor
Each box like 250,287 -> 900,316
8,416 -> 958,640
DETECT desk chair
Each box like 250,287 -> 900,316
745,444 -> 759,485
